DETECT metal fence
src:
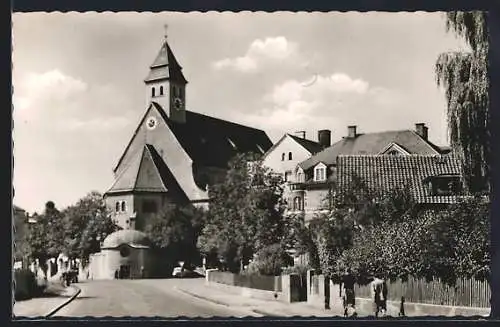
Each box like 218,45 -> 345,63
355,276 -> 491,308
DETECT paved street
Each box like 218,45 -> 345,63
54,278 -> 259,318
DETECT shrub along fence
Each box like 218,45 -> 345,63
14,269 -> 40,301
207,271 -> 282,292
355,276 -> 491,308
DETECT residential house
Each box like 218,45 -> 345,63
261,131 -> 329,209
289,124 -> 452,220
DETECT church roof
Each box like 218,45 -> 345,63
299,130 -> 442,171
106,143 -> 189,203
152,102 -> 273,168
144,41 -> 187,84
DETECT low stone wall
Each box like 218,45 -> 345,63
354,297 -> 490,317
205,270 -> 302,303
306,270 -> 491,317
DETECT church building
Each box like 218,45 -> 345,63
103,30 -> 273,232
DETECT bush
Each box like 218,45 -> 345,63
14,269 -> 39,301
249,243 -> 293,276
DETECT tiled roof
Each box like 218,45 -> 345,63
299,130 -> 443,171
288,134 -> 325,154
153,102 -> 273,168
336,155 -> 463,204
144,41 -> 187,84
106,144 -> 189,204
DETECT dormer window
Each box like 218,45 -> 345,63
314,163 -> 327,182
428,175 -> 462,196
288,152 -> 293,160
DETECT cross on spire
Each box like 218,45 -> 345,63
164,24 -> 168,40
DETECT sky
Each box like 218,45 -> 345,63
12,12 -> 467,214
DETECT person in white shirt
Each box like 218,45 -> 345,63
370,275 -> 388,317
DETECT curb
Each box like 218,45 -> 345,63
176,287 -> 231,307
45,285 -> 81,318
252,309 -> 280,317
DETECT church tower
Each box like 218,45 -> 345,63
144,26 -> 188,123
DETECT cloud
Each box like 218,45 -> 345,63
231,72 -> 408,143
13,70 -> 134,132
212,36 -> 299,73
265,73 -> 370,115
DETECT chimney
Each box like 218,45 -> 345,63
415,123 -> 428,140
347,125 -> 357,138
317,129 -> 331,148
295,131 -> 306,139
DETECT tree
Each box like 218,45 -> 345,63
436,12 -> 489,194
63,191 -> 119,263
25,201 -> 65,278
144,203 -> 206,266
197,153 -> 286,273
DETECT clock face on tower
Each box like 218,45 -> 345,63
173,97 -> 183,110
146,116 -> 157,130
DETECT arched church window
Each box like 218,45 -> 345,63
288,152 -> 293,160
152,87 -> 156,97
281,153 -> 285,161
115,202 -> 120,212
160,86 -> 164,95
121,201 -> 126,212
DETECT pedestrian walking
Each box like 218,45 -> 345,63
341,268 -> 357,317
370,274 -> 388,317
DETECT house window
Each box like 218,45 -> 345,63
281,153 -> 285,161
288,152 -> 293,160
152,87 -> 156,97
297,171 -> 304,182
293,197 -> 304,211
284,171 -> 292,182
387,150 -> 400,155
314,166 -> 327,182
142,200 -> 158,214
159,86 -> 164,95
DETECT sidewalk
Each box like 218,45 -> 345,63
176,281 -> 344,317
13,284 -> 79,318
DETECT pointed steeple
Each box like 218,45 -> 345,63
144,33 -> 187,84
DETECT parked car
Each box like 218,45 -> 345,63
172,263 -> 202,278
